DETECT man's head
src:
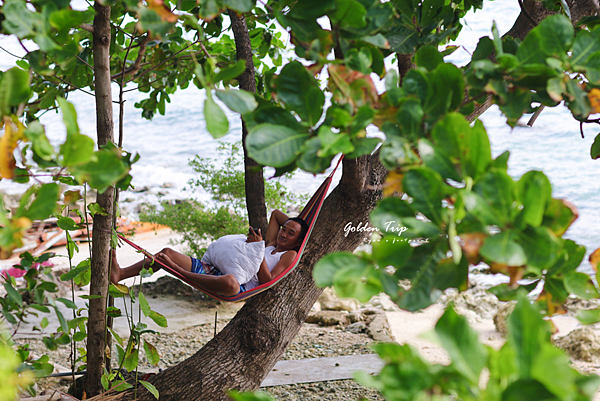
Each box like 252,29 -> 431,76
277,217 -> 309,251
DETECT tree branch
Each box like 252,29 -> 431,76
79,23 -> 94,33
111,35 -> 151,81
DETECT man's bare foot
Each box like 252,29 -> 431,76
109,250 -> 121,284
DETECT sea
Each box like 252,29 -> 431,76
0,1 -> 599,273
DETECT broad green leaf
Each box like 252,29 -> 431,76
274,61 -> 324,126
204,93 -> 229,138
57,216 -> 82,231
229,390 -> 277,401
109,283 -> 129,298
297,137 -> 332,173
222,0 -> 255,13
70,148 -> 129,193
425,63 -> 464,120
49,8 -> 95,32
518,226 -> 562,270
122,346 -> 139,372
58,99 -> 94,167
502,378 -> 560,401
346,48 -> 372,74
56,297 -> 77,309
547,239 -> 586,277
402,167 -> 445,224
473,170 -> 516,225
317,126 -> 354,157
215,89 -> 258,115
329,0 -> 367,28
18,183 -> 59,221
591,133 -> 600,159
517,171 -> 552,227
369,196 -> 414,235
480,231 -> 527,266
564,272 -> 599,300
143,339 -> 160,366
1,0 -> 37,38
333,260 -> 382,302
434,307 -> 487,384
139,292 -> 168,327
0,67 -> 31,116
54,306 -> 69,334
572,29 -> 600,66
432,256 -> 468,291
372,237 -> 413,270
246,123 -> 309,167
397,98 -> 424,139
138,6 -> 174,38
313,252 -> 361,287
4,281 -> 22,305
537,15 -> 574,59
140,380 -> 159,399
213,60 -> 247,83
414,45 -> 443,71
577,308 -> 600,325
387,24 -> 419,54
24,122 -> 54,161
508,299 -> 551,377
531,344 -> 576,399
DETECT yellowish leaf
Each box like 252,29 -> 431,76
382,170 -> 403,197
590,247 -> 600,272
0,117 -> 25,179
147,0 -> 177,23
589,88 -> 600,114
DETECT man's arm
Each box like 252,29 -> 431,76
257,250 -> 297,284
265,209 -> 289,246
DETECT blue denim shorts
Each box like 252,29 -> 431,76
189,257 -> 246,293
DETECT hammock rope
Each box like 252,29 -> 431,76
117,156 -> 343,302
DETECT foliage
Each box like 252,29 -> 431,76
139,142 -> 307,258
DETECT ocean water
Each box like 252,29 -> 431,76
0,1 -> 599,271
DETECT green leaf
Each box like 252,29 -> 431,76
564,272 -> 599,300
531,344 -> 577,399
372,237 -> 413,270
19,184 -> 59,221
58,99 -> 94,167
370,196 -> 414,235
24,122 -> 54,161
143,340 -> 160,365
402,167 -> 445,224
333,260 -> 382,302
313,252 -> 360,287
502,378 -> 560,401
317,126 -> 354,157
571,29 -> 600,66
480,231 -> 527,266
70,147 -> 129,193
518,226 -> 562,270
329,0 -> 367,28
215,89 -> 258,115
57,216 -> 82,231
414,45 -> 443,71
473,170 -> 516,225
204,93 -> 229,138
434,307 -> 487,384
109,283 -> 129,298
139,292 -> 168,327
1,0 -> 37,38
577,308 -> 600,325
591,133 -> 600,159
508,298 -> 551,377
222,0 -> 255,13
425,63 -> 464,120
297,137 -> 331,173
140,380 -> 159,399
138,6 -> 174,38
49,8 -> 95,32
537,15 -> 574,58
56,297 -> 77,309
213,60 -> 247,82
274,61 -> 324,126
247,123 -> 309,167
397,99 -> 424,139
0,67 -> 31,116
517,171 -> 552,227
4,281 -> 22,306
54,306 -> 69,334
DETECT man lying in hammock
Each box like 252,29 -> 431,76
110,210 -> 309,296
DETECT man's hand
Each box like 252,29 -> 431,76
155,252 -> 176,269
246,227 -> 262,243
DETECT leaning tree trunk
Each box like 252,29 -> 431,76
229,11 -> 268,232
115,154 -> 387,400
85,2 -> 115,397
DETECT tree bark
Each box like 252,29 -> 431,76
115,154 -> 386,401
229,11 -> 269,232
467,0 -> 596,122
85,2 -> 114,397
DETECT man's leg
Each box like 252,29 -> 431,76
110,247 -> 193,284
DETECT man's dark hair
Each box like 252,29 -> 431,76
286,217 -> 309,250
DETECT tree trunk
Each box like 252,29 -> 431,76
85,2 -> 114,397
467,0 -> 596,122
115,154 -> 386,401
229,11 -> 268,232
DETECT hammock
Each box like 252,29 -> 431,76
117,157 -> 342,302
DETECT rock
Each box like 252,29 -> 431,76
443,286 -> 500,322
132,186 -> 150,193
345,322 -> 367,334
346,311 -> 363,323
305,311 -> 348,326
311,300 -> 321,312
364,293 -> 401,312
367,312 -> 394,342
554,327 -> 600,362
318,287 -> 360,312
493,301 -> 516,337
161,182 -> 175,188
